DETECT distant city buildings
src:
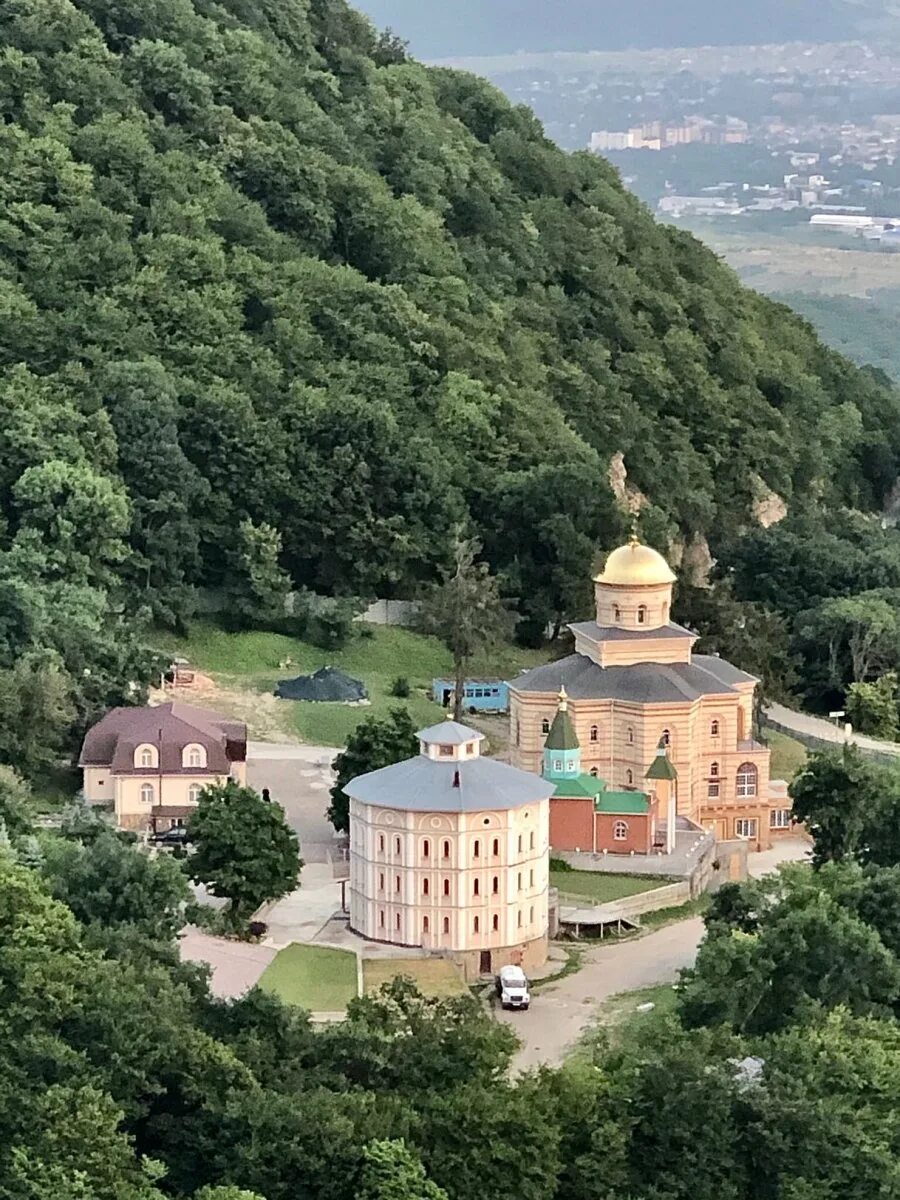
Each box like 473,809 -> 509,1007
590,116 -> 748,153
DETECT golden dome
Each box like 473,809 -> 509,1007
594,538 -> 676,587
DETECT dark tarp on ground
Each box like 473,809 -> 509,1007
275,665 -> 368,702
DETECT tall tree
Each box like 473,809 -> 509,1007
328,708 -> 419,834
187,781 -> 301,928
419,536 -> 514,721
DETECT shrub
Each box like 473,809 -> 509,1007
390,676 -> 410,698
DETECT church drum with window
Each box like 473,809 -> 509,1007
79,702 -> 248,832
344,719 -> 554,980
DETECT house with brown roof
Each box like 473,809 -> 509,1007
79,702 -> 248,833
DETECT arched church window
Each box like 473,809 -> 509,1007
590,767 -> 599,778
710,762 -> 720,778
637,605 -> 647,625
541,718 -> 550,734
737,763 -> 758,798
710,719 -> 720,736
443,916 -> 450,934
614,821 -> 629,841
492,914 -> 499,931
627,726 -> 634,744
613,605 -> 621,621
590,725 -> 598,743
626,769 -> 634,785
423,916 -> 429,934
661,729 -> 671,747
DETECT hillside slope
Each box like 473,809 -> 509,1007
2,0 -> 900,639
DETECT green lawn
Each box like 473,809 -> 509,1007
766,729 -> 808,782
363,957 -> 468,998
550,870 -> 668,904
258,944 -> 358,1012
154,619 -> 547,747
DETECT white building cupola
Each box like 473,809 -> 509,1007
418,719 -> 484,762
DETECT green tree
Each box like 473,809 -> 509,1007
187,782 -> 301,927
789,746 -> 893,866
41,831 -> 191,940
359,1140 -> 447,1200
328,708 -> 419,833
0,765 -> 35,839
419,535 -> 514,721
0,651 -> 75,778
225,519 -> 291,630
846,672 -> 899,740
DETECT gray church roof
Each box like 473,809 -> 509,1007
569,621 -> 697,643
344,754 -> 555,813
510,653 -> 757,704
417,719 -> 484,745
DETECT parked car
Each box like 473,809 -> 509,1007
149,826 -> 191,846
496,964 -> 530,1010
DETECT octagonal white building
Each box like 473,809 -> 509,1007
346,719 -> 554,980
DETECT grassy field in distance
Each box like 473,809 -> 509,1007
154,619 -> 547,747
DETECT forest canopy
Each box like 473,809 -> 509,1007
2,0 -> 900,752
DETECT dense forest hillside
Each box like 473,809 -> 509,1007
357,0 -> 870,57
2,0 -> 900,753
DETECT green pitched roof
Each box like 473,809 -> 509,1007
553,773 -> 603,800
595,790 -> 651,815
552,775 -> 651,814
645,745 -> 678,781
545,705 -> 579,751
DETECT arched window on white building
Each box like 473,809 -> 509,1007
541,718 -> 550,734
590,725 -> 599,743
614,821 -> 629,841
626,769 -> 634,785
140,782 -> 155,805
188,783 -> 202,804
710,719 -> 720,737
637,605 -> 647,625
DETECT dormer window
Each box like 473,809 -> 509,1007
135,744 -> 158,769
182,743 -> 206,769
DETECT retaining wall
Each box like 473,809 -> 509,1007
560,880 -> 691,929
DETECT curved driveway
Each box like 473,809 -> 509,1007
503,835 -> 810,1069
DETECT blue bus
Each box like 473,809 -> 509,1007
432,679 -> 509,714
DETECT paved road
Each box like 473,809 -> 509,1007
247,743 -> 339,864
766,702 -> 900,759
500,918 -> 705,1069
502,835 -> 810,1070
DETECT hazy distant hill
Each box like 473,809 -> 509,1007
356,0 -> 877,57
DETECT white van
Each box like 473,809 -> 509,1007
496,964 -> 530,1010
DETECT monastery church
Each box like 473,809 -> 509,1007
510,537 -> 792,852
